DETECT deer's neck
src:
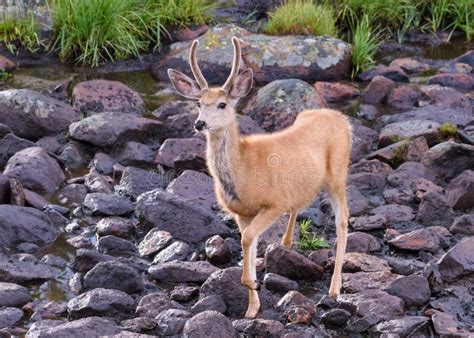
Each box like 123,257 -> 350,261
207,120 -> 242,202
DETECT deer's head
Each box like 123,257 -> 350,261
167,37 -> 253,132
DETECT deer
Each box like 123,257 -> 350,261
167,37 -> 352,318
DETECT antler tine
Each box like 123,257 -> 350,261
221,36 -> 241,93
189,40 -> 208,90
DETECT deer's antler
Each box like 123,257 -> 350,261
189,40 -> 208,90
221,37 -> 241,93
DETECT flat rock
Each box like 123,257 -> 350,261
72,79 -> 144,115
96,217 -> 135,238
342,270 -> 399,293
136,292 -> 176,318
385,275 -> 431,307
149,261 -> 219,283
350,214 -> 387,231
345,232 -> 381,253
369,204 -> 415,227
0,282 -> 31,307
387,162 -> 432,188
138,229 -> 173,257
437,237 -> 474,282
3,147 -> 65,193
358,65 -> 409,82
155,138 -> 206,170
450,214 -> 474,235
389,227 -> 443,253
69,112 -> 165,147
263,273 -> 299,294
83,193 -> 133,216
0,89 -> 80,140
427,73 -> 473,90
117,142 -> 155,167
96,235 -> 136,256
26,316 -> 120,338
153,25 -> 351,84
340,253 -> 390,272
314,82 -> 359,102
233,318 -> 285,337
389,58 -> 430,74
152,241 -> 190,264
379,120 -> 439,147
83,261 -> 144,293
0,253 -> 61,284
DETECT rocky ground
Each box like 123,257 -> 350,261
0,23 -> 473,338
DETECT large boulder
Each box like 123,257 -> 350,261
243,79 -> 327,132
135,189 -> 230,244
72,79 -> 144,115
0,205 -> 59,251
152,25 -> 351,85
166,170 -> 216,211
83,261 -> 144,294
437,237 -> 474,282
3,147 -> 65,192
0,133 -> 35,168
445,170 -> 474,210
0,89 -> 80,141
0,282 -> 31,307
69,112 -> 166,147
0,253 -> 61,284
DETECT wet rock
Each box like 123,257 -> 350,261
446,170 -> 474,210
358,65 -> 409,82
263,273 -> 299,294
337,289 -> 404,320
96,217 -> 135,238
233,319 -> 285,337
182,310 -> 235,338
369,204 -> 415,227
437,237 -> 474,282
72,79 -> 144,115
136,292 -> 176,318
192,295 -> 226,314
136,189 -> 230,244
68,287 -> 135,321
389,58 -> 430,74
342,270 -> 399,293
166,170 -> 215,211
314,82 -> 359,102
321,309 -> 351,328
371,316 -> 429,336
31,301 -> 68,321
69,112 -> 165,148
265,244 -> 323,280
153,25 -> 351,84
200,267 -> 274,317
84,193 -> 133,216
155,138 -> 206,170
347,185 -> 368,216
243,79 -> 326,132
345,232 -> 380,253
340,253 -> 390,272
417,191 -> 454,227
0,307 -> 23,329
363,76 -> 396,104
117,142 -> 155,167
0,55 -> 15,71
385,275 -> 430,307
0,205 -> 59,251
138,229 -> 173,257
96,235 -> 137,256
155,309 -> 192,336
389,227 -> 444,253
72,249 -> 114,272
387,85 -> 420,109
0,89 -> 80,141
83,261 -> 144,293
379,120 -> 439,147
0,133 -> 35,168
3,147 -> 65,193
455,49 -> 474,67
449,214 -> 474,235
26,317 -> 120,337
149,261 -> 218,283
0,282 -> 31,307
0,253 -> 61,284
427,73 -> 473,90
116,166 -> 168,200
422,141 -> 474,181
171,286 -> 199,302
205,235 -> 231,265
152,241 -> 190,264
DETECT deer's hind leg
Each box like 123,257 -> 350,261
281,211 -> 298,248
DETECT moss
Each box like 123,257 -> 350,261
438,123 -> 458,138
390,140 -> 409,166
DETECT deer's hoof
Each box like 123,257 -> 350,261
242,278 -> 260,290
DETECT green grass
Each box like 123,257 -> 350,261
447,0 -> 473,41
0,70 -> 9,81
438,123 -> 457,138
0,14 -> 43,53
264,0 -> 337,36
298,219 -> 331,251
153,0 -> 215,26
349,14 -> 385,78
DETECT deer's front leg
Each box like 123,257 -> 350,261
241,208 -> 281,318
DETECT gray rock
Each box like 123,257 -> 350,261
69,112 -> 165,147
449,214 -> 474,235
0,89 -> 80,141
362,76 -> 395,104
84,193 -> 133,216
72,249 -> 114,272
437,237 -> 474,282
371,316 -> 429,337
96,235 -> 137,256
243,79 -> 327,132
153,25 -> 351,84
166,170 -> 216,211
152,241 -> 190,264
389,227 -> 445,253
155,138 -> 206,169
155,309 -> 192,336
369,204 -> 415,227
446,170 -> 474,210
351,123 -> 379,162
387,162 -> 432,188
350,214 -> 387,231
60,184 -> 88,204
321,309 -> 351,328
117,142 -> 155,167
385,257 -> 425,276
136,189 -> 230,244
0,205 -> 59,251
233,318 -> 285,337
149,261 -> 218,283
96,217 -> 135,238
120,317 -> 156,334
136,292 -> 176,318
0,133 -> 35,168
359,65 -> 409,82
263,273 -> 299,293
0,253 -> 61,284
26,317 -> 120,338
385,275 -> 431,307
379,120 -> 440,147
171,285 -> 199,302
0,282 -> 31,307
138,229 -> 173,257
182,310 -> 235,338
417,191 -> 454,227
347,185 -> 368,216
191,295 -> 226,314
345,232 -> 381,253
0,307 -> 23,329
83,261 -> 143,293
3,147 -> 65,192
342,270 -> 400,293
116,166 -> 168,200
205,235 -> 232,265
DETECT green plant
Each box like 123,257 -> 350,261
391,140 -> 409,166
448,0 -> 473,41
152,0 -> 215,26
298,219 -> 331,251
264,0 -> 337,36
0,70 -> 9,81
426,0 -> 451,33
438,123 -> 457,138
349,14 -> 385,78
50,0 -> 164,67
0,14 -> 42,53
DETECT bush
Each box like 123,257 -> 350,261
264,0 -> 337,36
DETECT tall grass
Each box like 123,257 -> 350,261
264,0 -> 337,37
154,0 -> 215,26
447,0 -> 473,41
0,14 -> 42,53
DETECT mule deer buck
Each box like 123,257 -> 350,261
168,37 -> 352,318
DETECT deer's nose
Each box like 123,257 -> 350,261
194,120 -> 206,131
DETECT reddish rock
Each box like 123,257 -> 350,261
340,253 -> 390,272
72,79 -> 144,115
405,137 -> 429,162
387,85 -> 420,109
342,270 -> 399,293
350,215 -> 387,231
276,291 -> 316,317
0,55 -> 15,71
358,65 -> 409,82
345,232 -> 380,253
168,24 -> 209,42
437,237 -> 474,282
431,311 -> 471,336
205,235 -> 232,265
313,82 -> 359,102
389,227 -> 444,252
362,76 -> 396,104
385,275 -> 431,307
417,191 -> 454,227
338,289 -> 404,320
445,170 -> 474,210
411,178 -> 443,201
389,58 -> 430,74
427,73 -> 473,90
419,85 -> 471,112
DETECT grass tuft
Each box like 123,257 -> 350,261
154,0 -> 215,27
438,123 -> 457,138
0,14 -> 43,53
298,219 -> 331,251
264,0 -> 337,37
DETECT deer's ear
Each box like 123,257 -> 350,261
167,69 -> 201,99
229,68 -> 253,99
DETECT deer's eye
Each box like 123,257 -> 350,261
196,102 -> 201,108
218,102 -> 227,109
